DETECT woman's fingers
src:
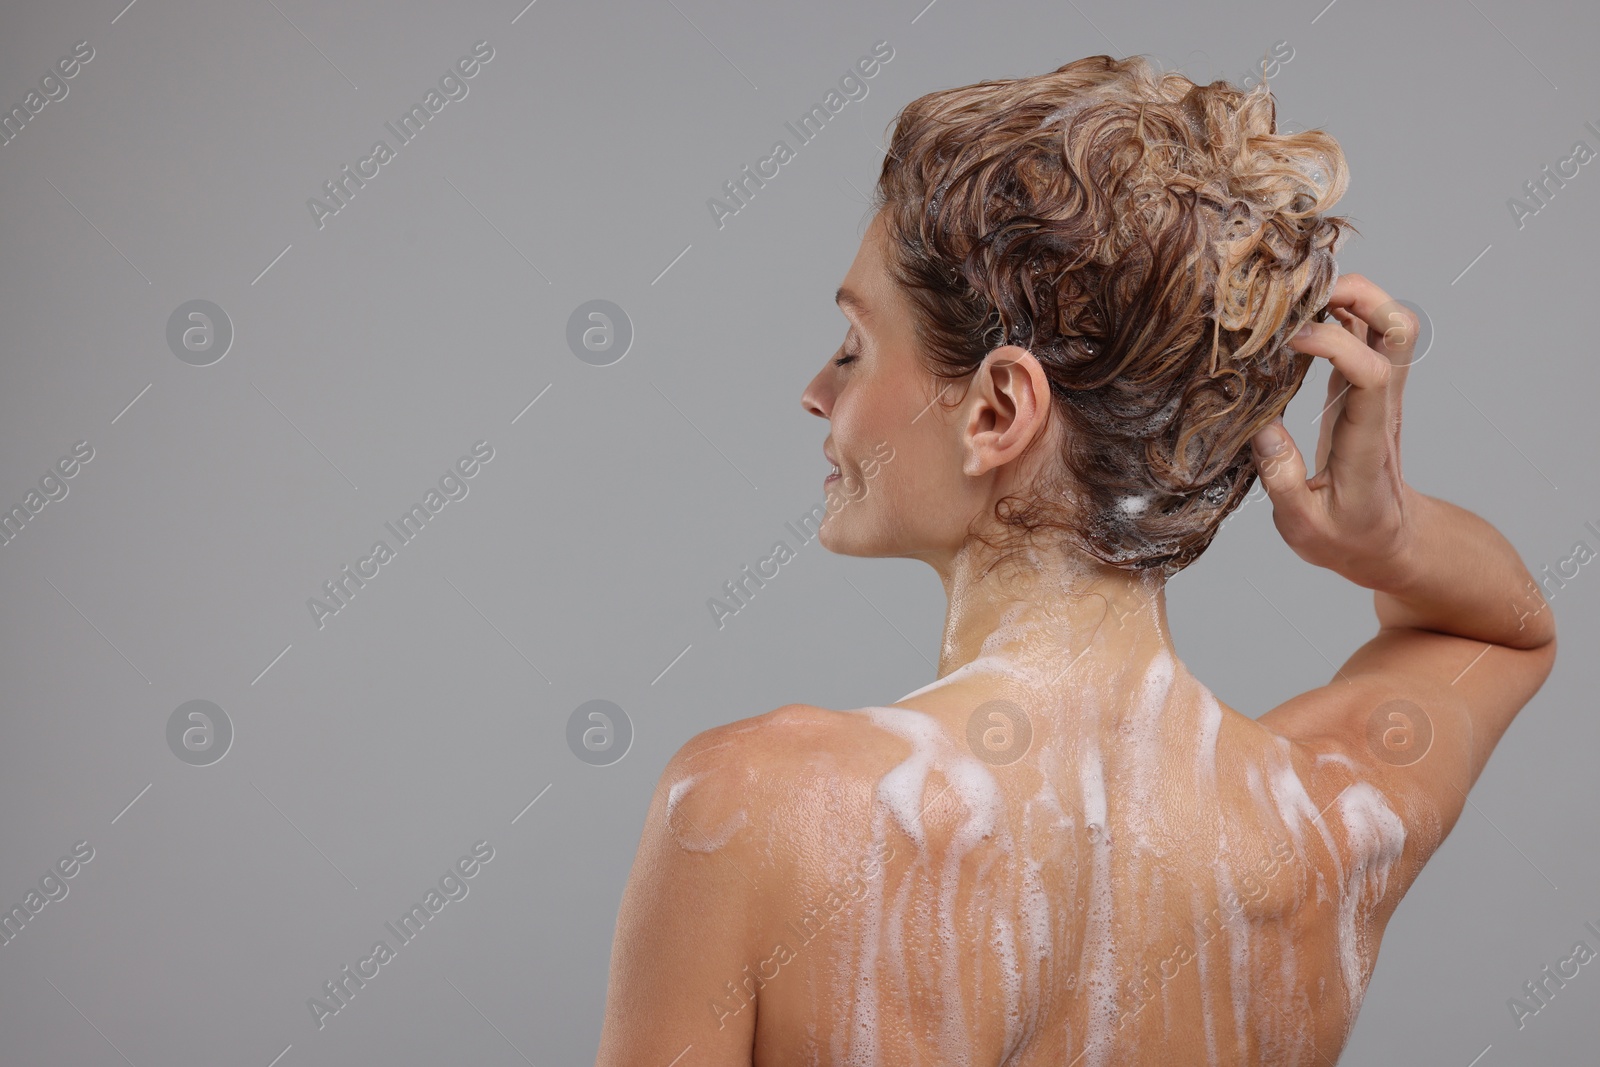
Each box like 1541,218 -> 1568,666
1311,362 -> 1348,479
1288,318 -> 1393,478
1324,274 -> 1419,385
1251,274 -> 1418,573
1323,274 -> 1391,331
1250,417 -> 1316,537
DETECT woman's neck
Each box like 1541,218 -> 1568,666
932,537 -> 1180,692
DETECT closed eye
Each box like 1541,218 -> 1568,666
832,354 -> 857,367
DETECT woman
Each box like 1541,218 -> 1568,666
596,55 -> 1557,1066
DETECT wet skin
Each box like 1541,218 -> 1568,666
646,649 -> 1429,1066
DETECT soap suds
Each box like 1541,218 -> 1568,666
1076,735 -> 1117,1067
1332,782 -> 1406,1019
776,623 -> 1411,1064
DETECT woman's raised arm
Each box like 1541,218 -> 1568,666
1251,273 -> 1557,836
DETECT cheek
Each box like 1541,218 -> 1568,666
832,372 -> 956,512
832,376 -> 891,434
866,431 -> 945,518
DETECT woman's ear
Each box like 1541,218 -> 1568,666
961,346 -> 1052,477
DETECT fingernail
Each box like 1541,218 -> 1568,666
1256,422 -> 1287,456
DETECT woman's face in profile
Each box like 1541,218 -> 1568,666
801,212 -> 979,562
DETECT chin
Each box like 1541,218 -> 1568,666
816,518 -> 848,554
816,514 -> 854,555
818,517 -> 895,558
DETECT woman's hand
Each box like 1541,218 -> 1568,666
1249,274 -> 1422,592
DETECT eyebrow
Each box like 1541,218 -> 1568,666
834,286 -> 870,319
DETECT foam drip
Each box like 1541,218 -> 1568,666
1119,650 -> 1176,851
1332,783 -> 1406,1019
852,705 -> 1014,1064
1213,862 -> 1251,1056
1076,735 -> 1117,1067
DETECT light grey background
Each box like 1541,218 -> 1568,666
1,0 -> 1595,1063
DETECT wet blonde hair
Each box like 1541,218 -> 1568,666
873,53 -> 1355,575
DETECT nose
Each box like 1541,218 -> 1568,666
800,362 -> 833,419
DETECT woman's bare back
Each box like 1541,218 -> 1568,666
698,653 -> 1431,1066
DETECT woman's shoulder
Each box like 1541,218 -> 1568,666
652,705 -> 911,909
657,704 -> 900,830
667,703 -> 913,776
1214,706 -> 1437,922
